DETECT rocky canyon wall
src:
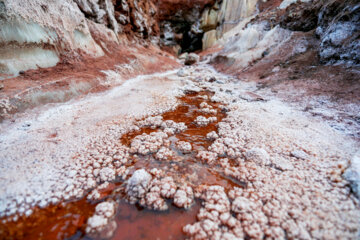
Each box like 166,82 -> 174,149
0,0 -> 264,78
1,0 -> 359,79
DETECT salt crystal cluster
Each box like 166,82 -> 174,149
194,116 -> 217,127
174,185 -> 194,209
176,141 -> 192,154
129,131 -> 169,155
199,102 -> 217,114
206,131 -> 219,140
155,147 -> 175,161
183,186 -> 241,239
125,169 -> 153,204
140,176 -> 178,210
86,201 -> 117,238
196,151 -> 218,164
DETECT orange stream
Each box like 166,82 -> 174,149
0,91 -> 245,240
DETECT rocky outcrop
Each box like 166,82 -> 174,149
0,0 -> 161,79
201,0 -> 259,50
316,0 -> 360,65
0,0 -> 104,78
279,0 -> 360,65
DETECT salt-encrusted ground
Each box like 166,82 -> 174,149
1,63 -> 359,239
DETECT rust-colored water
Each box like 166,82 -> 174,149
0,91 -> 243,240
110,201 -> 201,240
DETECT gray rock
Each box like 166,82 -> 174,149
177,69 -> 187,77
290,150 -> 309,160
343,151 -> 360,198
184,53 -> 200,66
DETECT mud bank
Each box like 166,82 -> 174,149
1,64 -> 359,239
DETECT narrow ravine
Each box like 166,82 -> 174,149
1,64 -> 359,239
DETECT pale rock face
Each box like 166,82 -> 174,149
213,23 -> 292,69
279,0 -> 311,10
74,0 -> 120,34
0,0 -> 104,78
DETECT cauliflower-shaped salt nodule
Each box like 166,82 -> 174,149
244,148 -> 270,166
116,166 -> 129,179
142,191 -> 168,211
183,186 -> 239,239
201,186 -> 230,214
196,151 -> 218,164
161,120 -> 187,133
159,176 -> 177,198
86,201 -> 116,237
99,167 -> 115,182
87,189 -> 101,201
95,201 -> 116,218
149,168 -> 164,178
125,169 -> 152,203
194,116 -> 211,127
137,116 -> 163,128
200,102 -> 211,109
199,102 -> 217,114
206,131 -> 219,140
176,141 -> 192,154
231,197 -> 257,214
174,185 -> 194,209
129,131 -> 168,155
140,177 -> 176,211
86,215 -> 108,233
154,147 -> 175,161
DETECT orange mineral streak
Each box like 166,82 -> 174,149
0,91 -> 243,240
121,91 -> 238,190
0,198 -> 94,240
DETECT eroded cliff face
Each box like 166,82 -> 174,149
0,0 -> 262,78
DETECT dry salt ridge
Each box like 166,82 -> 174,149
1,61 -> 360,239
